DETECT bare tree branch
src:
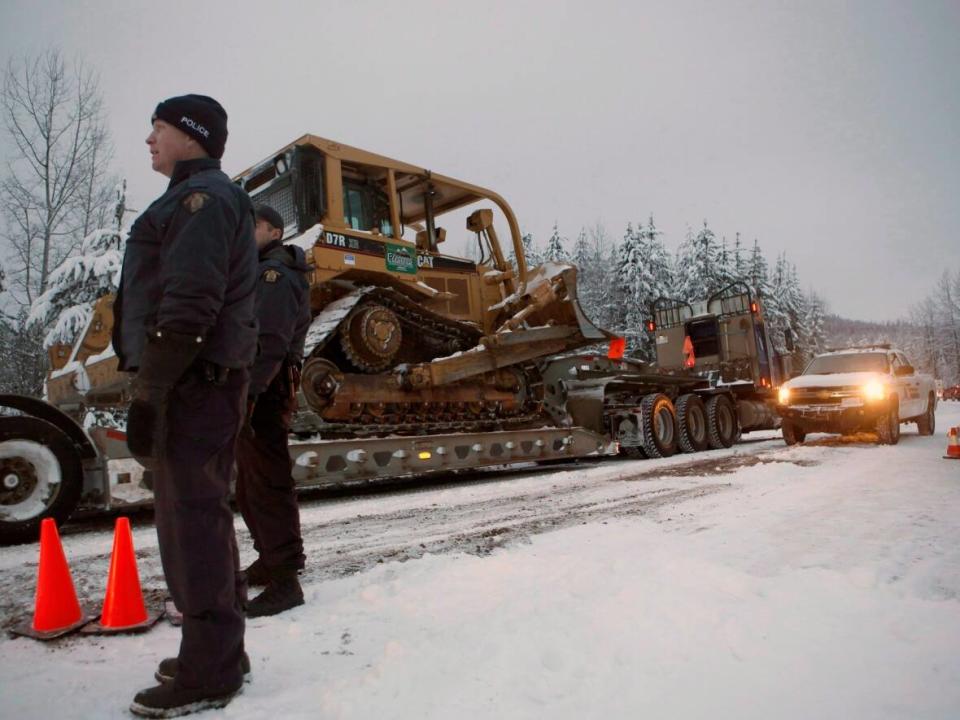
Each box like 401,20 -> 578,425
0,48 -> 115,308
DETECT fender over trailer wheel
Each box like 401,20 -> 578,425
640,393 -> 678,458
0,416 -> 83,545
705,394 -> 738,449
675,394 -> 708,453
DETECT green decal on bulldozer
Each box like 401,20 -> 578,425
385,243 -> 417,274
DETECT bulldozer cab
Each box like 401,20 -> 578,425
650,282 -> 789,388
233,135 -> 530,334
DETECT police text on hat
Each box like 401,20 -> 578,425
152,94 -> 228,159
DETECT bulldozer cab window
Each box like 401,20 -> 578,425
686,317 -> 720,358
343,179 -> 393,235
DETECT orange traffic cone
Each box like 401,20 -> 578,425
12,518 -> 92,640
945,427 -> 960,460
83,517 -> 160,634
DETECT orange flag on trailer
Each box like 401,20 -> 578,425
683,335 -> 696,368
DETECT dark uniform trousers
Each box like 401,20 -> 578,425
154,367 -> 249,691
236,367 -> 305,573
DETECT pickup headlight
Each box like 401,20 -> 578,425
862,380 -> 888,401
778,387 -> 791,405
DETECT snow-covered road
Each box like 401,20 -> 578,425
2,406 -> 960,719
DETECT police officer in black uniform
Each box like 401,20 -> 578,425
237,205 -> 311,617
114,94 -> 258,718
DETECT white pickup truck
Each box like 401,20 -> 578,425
775,345 -> 937,445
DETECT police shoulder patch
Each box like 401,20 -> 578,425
263,269 -> 281,283
182,192 -> 210,213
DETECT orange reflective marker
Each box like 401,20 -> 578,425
607,337 -> 626,360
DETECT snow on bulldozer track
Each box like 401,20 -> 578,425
2,407 -> 960,720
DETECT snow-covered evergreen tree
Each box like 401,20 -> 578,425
507,231 -> 541,276
543,222 -> 568,263
674,220 -> 722,302
805,290 -> 828,360
644,214 -> 674,302
571,227 -> 595,317
595,234 -> 622,334
747,238 -> 769,297
764,253 -> 794,354
783,262 -> 809,367
27,181 -> 127,348
732,232 -> 746,282
717,236 -> 732,288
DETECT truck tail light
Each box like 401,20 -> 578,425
607,337 -> 626,360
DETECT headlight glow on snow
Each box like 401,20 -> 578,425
862,380 -> 887,401
778,387 -> 791,405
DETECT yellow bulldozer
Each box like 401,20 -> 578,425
237,135 -> 608,436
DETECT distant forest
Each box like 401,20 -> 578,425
504,220 -> 960,386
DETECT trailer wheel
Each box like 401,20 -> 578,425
640,393 -> 678,458
705,394 -> 738,449
875,399 -> 900,445
618,445 -> 647,459
781,419 -> 806,445
0,416 -> 84,545
675,394 -> 708,453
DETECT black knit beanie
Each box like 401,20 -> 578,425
152,94 -> 228,159
255,205 -> 285,232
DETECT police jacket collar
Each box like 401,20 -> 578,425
168,157 -> 221,188
258,239 -> 283,258
262,242 -> 312,273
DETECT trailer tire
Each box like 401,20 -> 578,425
640,393 -> 678,458
675,394 -> 708,453
705,394 -> 738,449
618,445 -> 647,459
0,416 -> 84,545
781,419 -> 806,445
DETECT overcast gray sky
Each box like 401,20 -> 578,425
2,0 -> 958,321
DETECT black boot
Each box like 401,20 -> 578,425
246,572 -> 304,618
242,557 -> 270,588
129,680 -> 242,718
155,652 -> 252,683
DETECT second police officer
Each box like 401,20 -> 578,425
237,204 -> 312,617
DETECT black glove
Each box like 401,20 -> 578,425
240,396 -> 257,439
127,390 -> 166,469
127,327 -> 205,467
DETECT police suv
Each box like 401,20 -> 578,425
776,345 -> 937,445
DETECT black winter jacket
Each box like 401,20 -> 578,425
114,158 -> 258,371
248,241 -> 312,395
